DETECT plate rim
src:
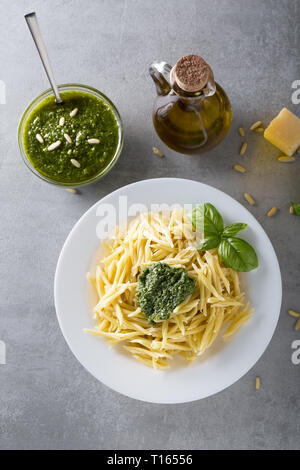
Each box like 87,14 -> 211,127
54,177 -> 282,403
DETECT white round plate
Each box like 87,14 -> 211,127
54,178 -> 282,403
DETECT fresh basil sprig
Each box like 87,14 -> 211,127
291,202 -> 300,216
191,202 -> 224,238
198,236 -> 221,251
191,203 -> 258,272
222,223 -> 247,238
218,238 -> 258,272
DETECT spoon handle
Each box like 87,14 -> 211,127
25,12 -> 63,104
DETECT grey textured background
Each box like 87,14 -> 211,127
0,0 -> 299,450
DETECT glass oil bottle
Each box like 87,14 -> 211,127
149,55 -> 232,154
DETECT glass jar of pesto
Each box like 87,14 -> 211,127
18,84 -> 123,186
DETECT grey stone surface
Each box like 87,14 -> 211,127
0,0 -> 299,450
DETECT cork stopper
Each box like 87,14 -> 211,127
171,54 -> 213,93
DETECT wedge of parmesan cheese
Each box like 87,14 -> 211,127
264,108 -> 300,156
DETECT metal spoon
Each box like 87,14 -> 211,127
25,12 -> 63,104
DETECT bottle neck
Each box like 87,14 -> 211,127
170,66 -> 216,99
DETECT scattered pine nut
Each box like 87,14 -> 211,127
36,133 -> 44,144
255,377 -> 261,390
87,138 -> 100,144
239,142 -> 248,155
153,146 -> 164,157
267,206 -> 278,217
67,149 -> 72,155
64,133 -> 72,144
254,127 -> 264,133
70,158 -> 81,168
277,156 -> 296,162
48,140 -> 61,151
59,117 -> 65,126
250,121 -> 262,131
288,310 -> 300,318
238,127 -> 245,137
66,188 -> 77,194
70,108 -> 78,117
234,164 -> 246,173
295,318 -> 300,331
290,205 -> 294,214
244,193 -> 255,206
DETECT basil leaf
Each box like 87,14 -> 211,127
191,203 -> 224,237
218,237 -> 258,272
198,235 -> 221,251
223,223 -> 248,238
291,202 -> 300,216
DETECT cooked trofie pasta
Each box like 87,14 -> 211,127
86,210 -> 253,369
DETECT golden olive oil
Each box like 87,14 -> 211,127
150,56 -> 232,155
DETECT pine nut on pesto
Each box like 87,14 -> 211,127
20,87 -> 122,185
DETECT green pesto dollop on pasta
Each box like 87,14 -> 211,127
136,262 -> 196,324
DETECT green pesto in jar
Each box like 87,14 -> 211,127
23,91 -> 120,183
